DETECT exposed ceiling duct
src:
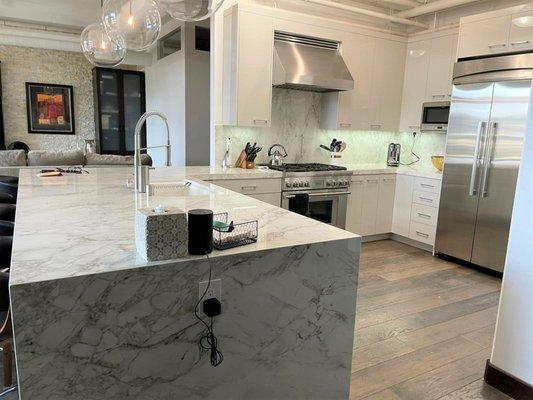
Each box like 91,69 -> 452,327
304,0 -> 429,28
396,0 -> 484,18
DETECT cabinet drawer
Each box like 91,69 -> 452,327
411,203 -> 438,227
211,178 -> 281,195
409,221 -> 436,246
412,189 -> 440,208
413,177 -> 441,194
248,192 -> 281,207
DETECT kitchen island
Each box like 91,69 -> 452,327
9,167 -> 360,400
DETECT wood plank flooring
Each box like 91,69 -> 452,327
351,240 -> 511,400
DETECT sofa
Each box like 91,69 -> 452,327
0,150 -> 152,167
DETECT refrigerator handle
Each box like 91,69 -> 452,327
469,121 -> 486,197
480,122 -> 497,198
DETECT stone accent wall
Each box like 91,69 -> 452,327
0,45 -> 94,151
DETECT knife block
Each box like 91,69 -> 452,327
135,206 -> 188,261
235,150 -> 247,169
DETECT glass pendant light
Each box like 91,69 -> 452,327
157,0 -> 223,21
81,22 -> 126,67
102,0 -> 162,51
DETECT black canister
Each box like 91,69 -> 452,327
188,209 -> 214,255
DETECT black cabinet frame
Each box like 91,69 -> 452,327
93,67 -> 146,155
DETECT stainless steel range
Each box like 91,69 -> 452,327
269,163 -> 351,229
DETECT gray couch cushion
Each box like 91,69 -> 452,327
85,153 -> 153,166
27,150 -> 85,166
0,150 -> 26,167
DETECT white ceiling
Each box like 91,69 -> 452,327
0,0 -> 100,29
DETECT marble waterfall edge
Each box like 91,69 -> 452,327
10,238 -> 360,400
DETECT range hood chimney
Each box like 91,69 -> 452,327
272,32 -> 354,93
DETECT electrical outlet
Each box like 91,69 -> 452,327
199,279 -> 221,302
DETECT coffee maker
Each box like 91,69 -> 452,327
387,143 -> 401,167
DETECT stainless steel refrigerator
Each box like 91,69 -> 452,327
435,53 -> 533,273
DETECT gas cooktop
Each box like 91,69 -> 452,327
269,163 -> 347,172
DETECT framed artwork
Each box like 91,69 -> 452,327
25,82 -> 75,135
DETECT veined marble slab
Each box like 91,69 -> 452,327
10,167 -> 352,286
10,166 -> 360,400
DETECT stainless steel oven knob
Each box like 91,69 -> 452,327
294,180 -> 301,187
304,181 -> 310,187
326,180 -> 332,187
332,180 -> 338,187
285,182 -> 292,188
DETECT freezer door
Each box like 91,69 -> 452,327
435,82 -> 495,261
470,80 -> 530,272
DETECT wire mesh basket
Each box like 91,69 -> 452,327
213,212 -> 258,250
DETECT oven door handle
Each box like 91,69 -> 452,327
283,191 -> 351,199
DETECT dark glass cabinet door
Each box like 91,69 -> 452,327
93,68 -> 146,155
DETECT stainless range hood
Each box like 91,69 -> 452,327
272,32 -> 354,93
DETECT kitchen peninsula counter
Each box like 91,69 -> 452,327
10,166 -> 360,400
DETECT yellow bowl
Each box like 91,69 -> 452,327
431,156 -> 444,172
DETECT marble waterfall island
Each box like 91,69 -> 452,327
10,167 -> 360,400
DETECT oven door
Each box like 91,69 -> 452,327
281,189 -> 349,229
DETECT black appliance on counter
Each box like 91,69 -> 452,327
273,163 -> 351,229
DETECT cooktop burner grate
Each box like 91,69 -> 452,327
269,163 -> 347,172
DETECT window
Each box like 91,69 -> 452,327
158,27 -> 182,60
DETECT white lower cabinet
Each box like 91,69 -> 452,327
392,174 -> 414,237
209,178 -> 282,207
248,193 -> 281,207
346,174 -> 396,236
392,174 -> 442,247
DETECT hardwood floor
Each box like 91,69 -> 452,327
350,240 -> 511,400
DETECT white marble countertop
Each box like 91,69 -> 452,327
340,163 -> 443,180
10,167 -> 356,286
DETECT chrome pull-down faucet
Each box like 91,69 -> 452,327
134,111 -> 172,193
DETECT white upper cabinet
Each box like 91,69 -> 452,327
370,38 -> 406,132
399,33 -> 457,133
426,34 -> 457,101
509,11 -> 533,51
223,6 -> 274,127
399,39 -> 430,133
458,14 -> 511,58
321,33 -> 375,130
458,5 -> 533,59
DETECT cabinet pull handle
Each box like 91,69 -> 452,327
417,212 -> 432,219
416,231 -> 430,238
366,179 -> 379,183
420,183 -> 435,189
511,40 -> 530,46
432,94 -> 446,99
370,124 -> 382,130
408,125 -> 420,129
488,43 -> 507,49
339,123 -> 352,128
253,119 -> 268,125
241,185 -> 257,191
419,197 -> 433,202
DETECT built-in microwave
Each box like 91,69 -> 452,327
421,101 -> 450,132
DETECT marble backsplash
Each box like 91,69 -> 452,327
215,88 -> 446,169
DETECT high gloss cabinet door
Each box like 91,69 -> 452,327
426,34 -> 457,101
399,40 -> 430,132
223,9 -> 273,127
370,39 -> 406,132
375,176 -> 396,234
458,15 -> 511,58
346,178 -> 365,235
508,11 -> 533,52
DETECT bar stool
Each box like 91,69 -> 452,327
0,195 -> 15,206
0,184 -> 16,200
0,272 -> 16,397
0,207 -> 15,224
0,177 -> 17,185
